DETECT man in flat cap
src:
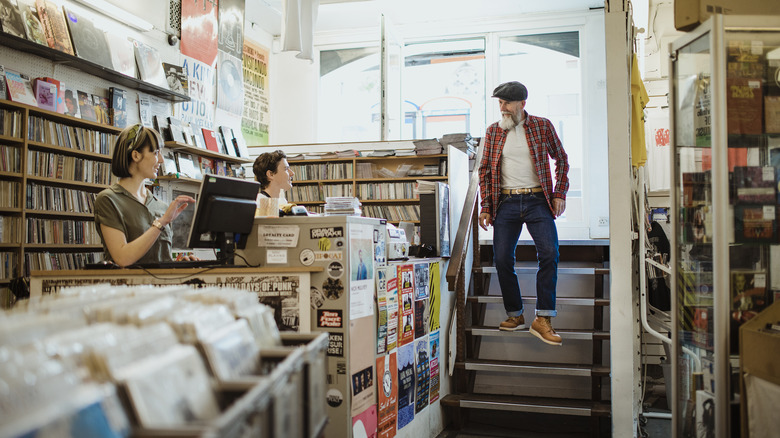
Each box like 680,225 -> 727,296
478,81 -> 569,346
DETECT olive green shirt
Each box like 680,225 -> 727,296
94,183 -> 173,264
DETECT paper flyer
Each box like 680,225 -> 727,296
386,271 -> 399,351
414,335 -> 430,414
376,267 -> 388,354
429,330 -> 440,403
350,224 -> 375,320
414,298 -> 428,339
414,262 -> 430,300
396,343 -> 415,429
376,353 -> 398,438
428,261 -> 441,333
398,264 -> 415,346
350,317 -> 376,416
352,404 -> 377,438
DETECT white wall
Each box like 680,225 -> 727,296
267,10 -> 610,241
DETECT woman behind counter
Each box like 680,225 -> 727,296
253,150 -> 294,216
94,124 -> 196,267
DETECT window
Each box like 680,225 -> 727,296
402,39 -> 486,140
319,47 -> 380,142
499,32 -> 583,225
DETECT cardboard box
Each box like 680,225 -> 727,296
675,0 -> 780,31
740,300 -> 780,437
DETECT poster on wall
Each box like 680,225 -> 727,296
217,50 -> 244,115
398,264 -> 414,347
253,275 -> 304,331
376,267 -> 388,354
176,55 -> 216,131
376,352 -> 398,438
352,404 -> 377,438
218,0 -> 244,59
396,342 -> 415,430
180,0 -> 219,67
429,330 -> 440,403
349,224 -> 375,320
241,39 -> 269,146
414,335 -> 429,414
386,270 -> 399,351
350,316 -> 376,416
428,261 -> 441,333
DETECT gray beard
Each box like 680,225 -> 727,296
499,113 -> 518,130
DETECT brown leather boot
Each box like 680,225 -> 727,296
499,315 -> 526,331
530,316 -> 562,346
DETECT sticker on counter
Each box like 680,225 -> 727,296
324,278 -> 344,300
300,248 -> 315,266
326,388 -> 344,407
328,261 -> 344,278
311,226 -> 344,239
311,287 -> 325,309
318,309 -> 343,328
266,249 -> 287,264
315,251 -> 342,261
256,225 -> 300,247
317,237 -> 332,251
328,333 -> 344,357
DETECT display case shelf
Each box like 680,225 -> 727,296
0,33 -> 190,103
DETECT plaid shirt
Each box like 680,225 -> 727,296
479,111 -> 569,218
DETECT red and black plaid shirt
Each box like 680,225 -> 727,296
478,111 -> 569,218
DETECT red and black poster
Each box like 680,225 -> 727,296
181,0 -> 219,67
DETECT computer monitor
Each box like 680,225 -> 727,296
187,175 -> 260,264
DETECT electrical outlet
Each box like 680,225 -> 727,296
598,217 -> 609,226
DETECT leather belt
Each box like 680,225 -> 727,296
501,187 -> 543,195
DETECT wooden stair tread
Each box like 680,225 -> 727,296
466,295 -> 610,306
475,266 -> 610,275
456,359 -> 610,376
441,393 -> 611,417
467,326 -> 610,341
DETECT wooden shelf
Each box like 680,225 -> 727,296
357,176 -> 446,182
24,244 -> 103,250
27,141 -> 113,160
0,134 -> 24,144
26,175 -> 108,190
155,175 -> 202,184
0,207 -> 22,214
26,210 -> 95,218
360,198 -> 420,203
295,179 -> 353,184
0,243 -> 20,248
164,141 -> 252,164
0,171 -> 23,178
0,33 -> 190,103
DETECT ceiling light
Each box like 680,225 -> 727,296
71,0 -> 154,32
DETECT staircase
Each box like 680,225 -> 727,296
441,147 -> 611,437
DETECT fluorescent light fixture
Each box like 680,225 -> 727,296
71,0 -> 154,32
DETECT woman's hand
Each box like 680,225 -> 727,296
161,195 -> 196,226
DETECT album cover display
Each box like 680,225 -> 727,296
132,39 -> 167,88
92,94 -> 109,124
734,204 -> 777,244
77,90 -> 96,121
38,0 -> 74,55
0,65 -> 7,100
201,127 -> 219,153
0,0 -> 26,38
216,50 -> 243,115
733,166 -> 776,204
17,0 -> 46,45
4,68 -> 37,106
175,152 -> 201,179
63,6 -> 112,69
34,78 -> 56,111
104,33 -> 136,77
109,87 -> 127,128
61,85 -> 80,118
161,62 -> 187,94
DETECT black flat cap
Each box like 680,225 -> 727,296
492,81 -> 528,101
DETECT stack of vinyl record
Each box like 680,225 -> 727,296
324,196 -> 362,216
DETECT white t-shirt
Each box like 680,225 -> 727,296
500,122 -> 540,189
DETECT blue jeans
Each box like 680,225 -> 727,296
493,193 -> 559,317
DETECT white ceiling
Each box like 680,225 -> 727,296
248,0 -> 605,36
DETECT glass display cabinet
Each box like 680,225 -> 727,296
670,14 -> 780,438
